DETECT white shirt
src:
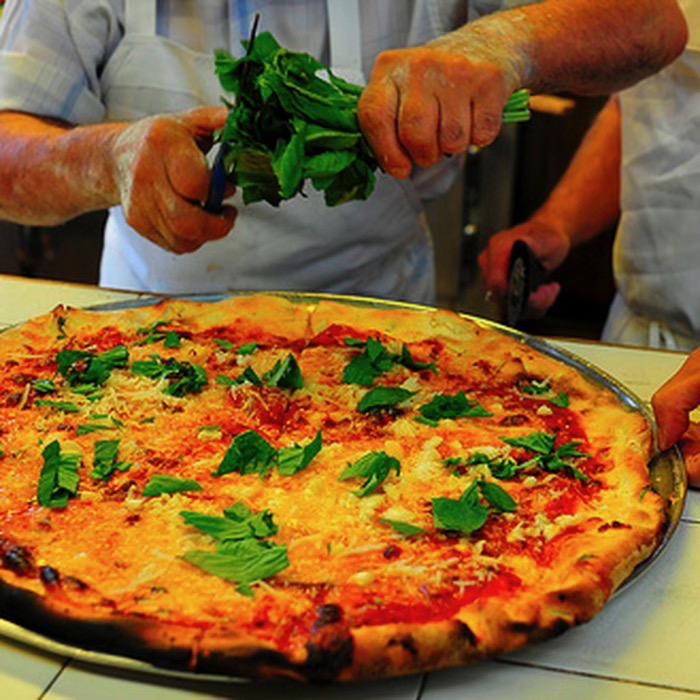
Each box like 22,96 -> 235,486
604,0 -> 700,349
0,0 -> 476,302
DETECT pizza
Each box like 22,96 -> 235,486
0,293 -> 669,682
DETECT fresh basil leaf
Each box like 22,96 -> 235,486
477,480 -> 517,513
276,431 -> 322,475
131,355 -> 207,397
418,391 -> 491,421
432,495 -> 489,535
263,354 -> 303,389
339,451 -> 400,497
550,391 -> 570,408
213,31 -> 377,208
237,342 -> 258,356
32,379 -> 56,395
397,345 -> 437,374
222,502 -> 278,539
34,399 -> 79,413
37,440 -> 81,508
342,337 -> 395,386
142,474 -> 203,497
357,386 -> 415,414
378,518 -> 426,536
91,439 -> 132,481
56,345 -> 128,390
502,432 -> 556,455
182,539 -> 289,587
213,430 -> 277,477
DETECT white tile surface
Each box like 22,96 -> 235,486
0,638 -> 65,699
46,662 -> 422,700
423,661 -> 700,700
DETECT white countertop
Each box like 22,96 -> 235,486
1,274 -> 698,700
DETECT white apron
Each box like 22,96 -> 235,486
602,0 -> 700,351
98,0 -> 437,304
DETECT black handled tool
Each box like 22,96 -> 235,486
505,240 -> 546,328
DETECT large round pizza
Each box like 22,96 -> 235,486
0,293 -> 677,682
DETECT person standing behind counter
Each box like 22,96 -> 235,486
478,0 -> 699,351
0,0 -> 688,304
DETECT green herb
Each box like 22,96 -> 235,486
467,452 -> 521,479
142,474 -> 203,497
342,337 -> 436,386
357,386 -> 415,414
277,430 -> 322,475
501,432 -> 590,480
502,89 -> 531,123
214,429 -> 322,478
181,502 -> 288,595
91,439 -> 132,481
418,391 -> 491,422
32,378 -> 56,394
343,337 -> 396,386
56,345 -> 129,392
182,540 -> 289,595
34,399 -> 79,413
77,414 -> 123,435
262,353 -> 303,389
214,30 -> 377,207
216,366 -> 263,387
237,342 -> 258,356
136,320 -> 185,348
339,451 -> 400,497
181,502 -> 277,541
214,429 -> 277,477
550,391 -> 570,408
214,338 -> 235,350
520,378 -> 569,407
131,355 -> 207,397
378,518 -> 426,536
37,440 -> 81,508
432,479 -> 515,535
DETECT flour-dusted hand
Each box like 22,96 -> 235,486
111,107 -> 237,254
358,42 -> 518,178
358,0 -> 687,178
0,106 -> 236,255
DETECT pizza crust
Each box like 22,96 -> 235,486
0,294 -> 670,681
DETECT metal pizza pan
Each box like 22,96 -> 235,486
0,291 -> 686,680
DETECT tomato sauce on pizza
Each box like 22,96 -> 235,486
0,294 -> 668,681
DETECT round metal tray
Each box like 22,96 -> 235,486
0,291 -> 687,681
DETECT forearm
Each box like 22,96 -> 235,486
530,96 -> 622,248
0,111 -> 122,226
430,0 -> 688,96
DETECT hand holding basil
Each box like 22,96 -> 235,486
214,31 -> 377,207
213,30 -> 530,208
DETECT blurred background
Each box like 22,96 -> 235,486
0,94 -> 615,340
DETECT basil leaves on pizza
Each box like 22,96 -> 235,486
181,501 -> 288,595
37,440 -> 81,508
213,429 -> 322,478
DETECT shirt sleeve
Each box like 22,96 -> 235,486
0,0 -> 123,124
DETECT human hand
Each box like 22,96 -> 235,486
652,351 -> 700,452
111,106 -> 237,254
478,221 -> 570,320
358,45 -> 515,178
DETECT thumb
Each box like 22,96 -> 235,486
652,353 -> 700,449
176,106 -> 230,143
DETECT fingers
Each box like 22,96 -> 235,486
652,351 -> 700,449
359,48 -> 508,176
112,109 -> 238,254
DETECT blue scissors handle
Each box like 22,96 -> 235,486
204,142 -> 230,214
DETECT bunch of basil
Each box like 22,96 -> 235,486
213,31 -> 377,207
